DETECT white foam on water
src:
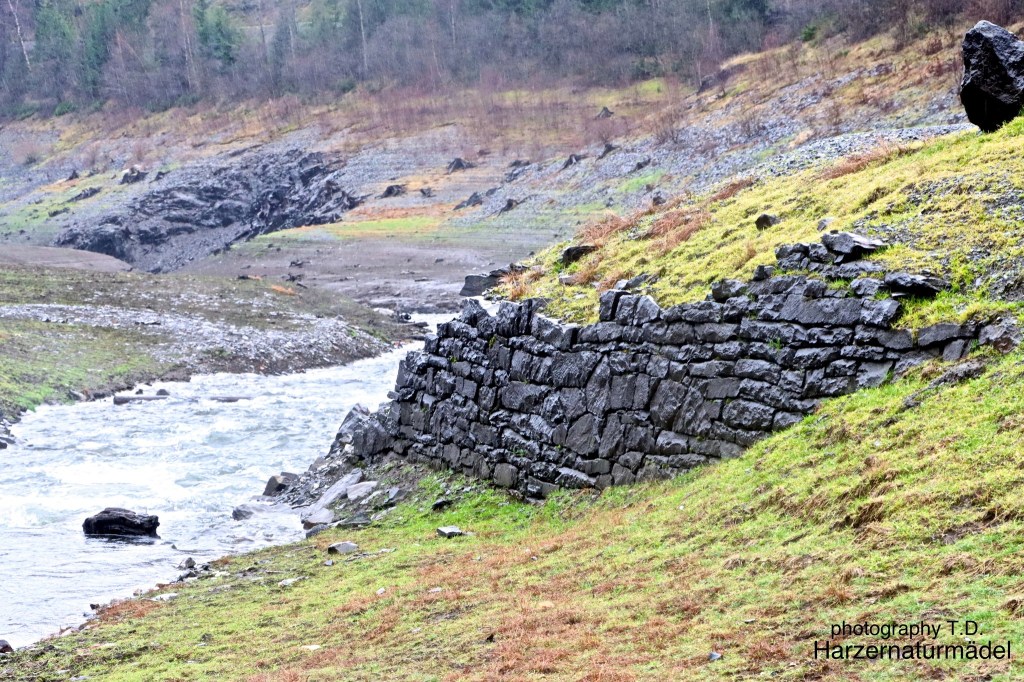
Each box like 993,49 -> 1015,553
0,314 -> 450,647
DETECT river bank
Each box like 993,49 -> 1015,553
0,252 -> 430,443
0,324 -> 451,648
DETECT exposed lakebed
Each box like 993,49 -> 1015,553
0,316 -> 448,647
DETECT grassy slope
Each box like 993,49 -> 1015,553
511,118 -> 1024,328
8,347 -> 1024,681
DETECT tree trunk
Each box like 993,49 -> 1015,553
5,0 -> 31,72
356,0 -> 368,77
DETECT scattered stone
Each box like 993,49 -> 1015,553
979,320 -> 1022,353
302,508 -> 335,529
278,578 -> 302,588
498,198 -> 521,215
561,154 -> 587,170
960,21 -> 1024,133
652,193 -> 667,206
83,508 -> 160,538
708,651 -> 723,662
817,217 -> 835,231
883,272 -> 949,298
419,187 -> 434,198
151,592 -> 178,602
446,158 -> 475,173
69,187 -> 101,202
346,481 -> 378,502
337,512 -> 372,528
596,106 -> 614,119
597,142 -> 619,159
178,557 -> 196,570
755,213 -> 780,230
305,524 -> 330,539
820,232 -> 886,262
120,166 -> 147,184
631,158 -> 652,172
431,498 -> 454,512
379,184 -> 406,199
454,192 -> 484,210
263,472 -> 299,497
561,244 -> 598,266
929,359 -> 987,388
437,526 -> 465,538
327,541 -> 360,555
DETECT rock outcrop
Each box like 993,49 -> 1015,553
82,508 -> 160,538
56,150 -> 364,272
335,232 -> 1002,499
960,21 -> 1024,132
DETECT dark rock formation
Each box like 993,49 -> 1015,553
498,198 -> 521,215
454,192 -> 484,210
598,142 -> 619,160
83,508 -> 160,537
120,166 -> 148,185
460,266 -> 520,297
960,21 -> 1024,132
755,213 -> 780,230
263,472 -> 299,496
0,639 -> 12,654
632,158 -> 652,173
561,244 -> 598,265
69,187 -> 101,202
446,158 -> 475,173
56,150 -> 365,273
596,106 -> 614,119
379,184 -> 406,199
562,154 -> 587,170
331,231 -> 991,500
883,272 -> 949,298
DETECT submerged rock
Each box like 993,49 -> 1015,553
960,21 -> 1024,132
83,508 -> 160,538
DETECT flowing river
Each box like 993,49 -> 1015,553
0,318 -> 447,647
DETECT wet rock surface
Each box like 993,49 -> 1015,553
960,21 -> 1024,133
83,508 -> 160,538
56,150 -> 364,273
323,232 -> 1003,500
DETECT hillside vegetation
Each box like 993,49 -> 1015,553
8,83 -> 1024,682
0,0 -> 1006,118
507,114 -> 1024,328
6,343 -> 1024,681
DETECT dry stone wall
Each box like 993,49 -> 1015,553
351,233 -> 987,500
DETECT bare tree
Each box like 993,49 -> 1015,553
5,0 -> 31,72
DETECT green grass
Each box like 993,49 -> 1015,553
263,216 -> 442,241
9,348 -> 1024,681
0,319 -> 168,415
511,118 -> 1024,325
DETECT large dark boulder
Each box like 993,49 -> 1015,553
960,21 -> 1024,132
83,508 -> 160,538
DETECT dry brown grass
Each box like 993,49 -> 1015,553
502,268 -> 544,300
819,142 -> 919,181
95,597 -> 164,624
709,177 -> 755,203
578,213 -> 631,244
645,206 -> 711,255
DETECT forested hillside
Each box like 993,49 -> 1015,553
0,0 -> 1009,117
